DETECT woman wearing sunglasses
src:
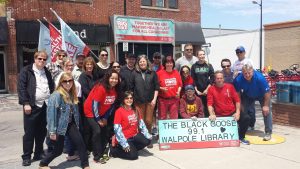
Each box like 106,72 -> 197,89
110,91 -> 152,160
39,73 -> 90,169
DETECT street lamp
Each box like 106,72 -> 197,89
252,0 -> 263,70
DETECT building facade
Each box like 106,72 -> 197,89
1,0 -> 205,93
264,20 -> 300,72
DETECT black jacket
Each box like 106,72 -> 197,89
18,64 -> 55,106
130,69 -> 160,104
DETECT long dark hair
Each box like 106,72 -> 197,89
120,91 -> 135,109
99,69 -> 120,91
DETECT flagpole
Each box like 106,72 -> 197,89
50,8 -> 98,62
43,17 -> 61,33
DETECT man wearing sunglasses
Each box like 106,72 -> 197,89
232,46 -> 253,79
18,51 -> 55,166
221,58 -> 234,83
175,43 -> 198,71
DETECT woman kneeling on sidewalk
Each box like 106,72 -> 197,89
110,91 -> 152,160
39,73 -> 90,169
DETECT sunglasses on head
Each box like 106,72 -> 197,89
222,65 -> 231,68
62,79 -> 74,83
37,58 -> 47,61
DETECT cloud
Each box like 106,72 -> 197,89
203,0 -> 300,17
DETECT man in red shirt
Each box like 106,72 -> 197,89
207,71 -> 250,145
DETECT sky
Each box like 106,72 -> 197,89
201,0 -> 300,30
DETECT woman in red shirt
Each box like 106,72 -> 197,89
110,91 -> 152,160
157,56 -> 182,120
83,69 -> 120,163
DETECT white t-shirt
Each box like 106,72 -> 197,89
175,55 -> 198,71
232,58 -> 253,73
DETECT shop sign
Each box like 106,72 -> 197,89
158,117 -> 240,150
114,15 -> 175,44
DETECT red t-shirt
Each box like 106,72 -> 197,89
207,83 -> 240,116
157,69 -> 182,98
114,107 -> 139,139
84,84 -> 117,118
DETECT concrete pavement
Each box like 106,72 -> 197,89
0,94 -> 299,169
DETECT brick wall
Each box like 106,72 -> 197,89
7,0 -> 200,24
7,19 -> 17,93
272,102 -> 300,128
264,22 -> 300,71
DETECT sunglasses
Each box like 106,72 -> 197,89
101,54 -> 108,56
125,97 -> 133,100
113,66 -> 120,68
37,58 -> 47,61
58,54 -> 66,57
222,65 -> 231,68
62,79 -> 74,83
154,57 -> 161,59
236,51 -> 243,54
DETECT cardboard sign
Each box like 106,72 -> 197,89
158,117 -> 240,150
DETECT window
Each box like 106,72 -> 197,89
156,0 -> 164,7
168,0 -> 178,9
141,0 -> 152,6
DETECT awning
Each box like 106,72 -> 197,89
175,22 -> 206,45
0,17 -> 8,45
16,20 -> 110,45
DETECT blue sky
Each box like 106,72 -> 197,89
201,0 -> 300,30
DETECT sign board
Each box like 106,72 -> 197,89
114,15 -> 175,45
158,117 -> 240,150
123,42 -> 128,52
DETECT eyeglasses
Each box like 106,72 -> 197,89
100,54 -> 108,56
62,79 -> 74,83
37,58 -> 47,61
113,66 -> 120,68
185,49 -> 193,51
125,97 -> 133,100
222,65 -> 231,68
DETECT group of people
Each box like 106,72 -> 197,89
17,44 -> 273,169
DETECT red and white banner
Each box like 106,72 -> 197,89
49,23 -> 62,62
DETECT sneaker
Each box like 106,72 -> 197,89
240,139 -> 250,145
66,155 -> 80,161
102,154 -> 109,161
263,133 -> 272,141
248,126 -> 255,131
32,153 -> 46,161
39,166 -> 50,169
22,159 -> 31,166
94,158 -> 106,164
152,127 -> 158,135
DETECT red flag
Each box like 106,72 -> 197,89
49,23 -> 62,62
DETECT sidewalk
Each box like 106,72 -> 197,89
0,95 -> 299,169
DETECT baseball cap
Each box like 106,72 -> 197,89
185,85 -> 195,91
235,46 -> 245,53
76,53 -> 85,59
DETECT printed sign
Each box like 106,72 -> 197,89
158,117 -> 240,150
114,15 -> 175,44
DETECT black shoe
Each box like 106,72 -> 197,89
32,153 -> 45,161
22,159 -> 31,166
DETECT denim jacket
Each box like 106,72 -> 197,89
47,91 -> 80,136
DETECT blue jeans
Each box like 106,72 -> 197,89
241,94 -> 273,134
